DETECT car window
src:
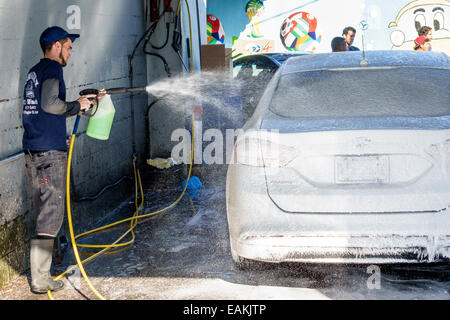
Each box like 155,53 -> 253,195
233,63 -> 244,78
234,58 -> 278,123
234,63 -> 253,81
251,58 -> 277,75
270,68 -> 450,119
234,60 -> 275,79
251,62 -> 266,77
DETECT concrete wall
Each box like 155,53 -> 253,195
0,0 -> 148,287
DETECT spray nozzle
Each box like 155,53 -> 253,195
107,87 -> 148,94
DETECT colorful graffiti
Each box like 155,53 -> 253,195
233,38 -> 275,56
207,14 -> 226,45
388,0 -> 450,55
280,11 -> 322,52
207,0 -> 450,57
246,0 -> 265,20
230,0 -> 323,56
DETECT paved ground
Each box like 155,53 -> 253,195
0,165 -> 449,301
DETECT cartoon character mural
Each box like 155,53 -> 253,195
207,14 -> 226,44
389,0 -> 450,55
280,11 -> 322,52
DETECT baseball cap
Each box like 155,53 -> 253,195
414,35 -> 427,47
39,26 -> 80,51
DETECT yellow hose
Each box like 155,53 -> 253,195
54,130 -> 107,300
49,115 -> 195,300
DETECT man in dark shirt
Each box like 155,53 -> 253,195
23,26 -> 95,294
342,26 -> 360,51
331,37 -> 347,52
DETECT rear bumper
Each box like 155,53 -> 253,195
227,164 -> 450,264
232,235 -> 450,264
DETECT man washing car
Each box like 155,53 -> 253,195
22,26 -> 101,294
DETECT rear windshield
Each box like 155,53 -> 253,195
270,68 -> 450,119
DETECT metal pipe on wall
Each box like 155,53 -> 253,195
0,152 -> 25,167
195,0 -> 202,64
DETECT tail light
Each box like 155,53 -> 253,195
234,133 -> 297,167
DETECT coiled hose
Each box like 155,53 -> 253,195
48,115 -> 195,300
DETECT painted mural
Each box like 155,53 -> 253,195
233,0 -> 274,55
206,0 -> 450,57
232,0 -> 325,55
206,14 -> 226,44
280,11 -> 322,52
388,0 -> 450,55
246,0 -> 265,38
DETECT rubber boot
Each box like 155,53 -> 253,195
30,239 -> 64,294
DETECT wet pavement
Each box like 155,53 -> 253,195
0,165 -> 449,300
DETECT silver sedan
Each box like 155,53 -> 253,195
227,50 -> 450,267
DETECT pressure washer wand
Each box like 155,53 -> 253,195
105,87 -> 148,95
79,86 -> 147,96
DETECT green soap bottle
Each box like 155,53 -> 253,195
86,94 -> 116,140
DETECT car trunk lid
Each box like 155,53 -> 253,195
260,127 -> 450,213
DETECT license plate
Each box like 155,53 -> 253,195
335,155 -> 389,184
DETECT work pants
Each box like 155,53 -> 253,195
25,150 -> 67,237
